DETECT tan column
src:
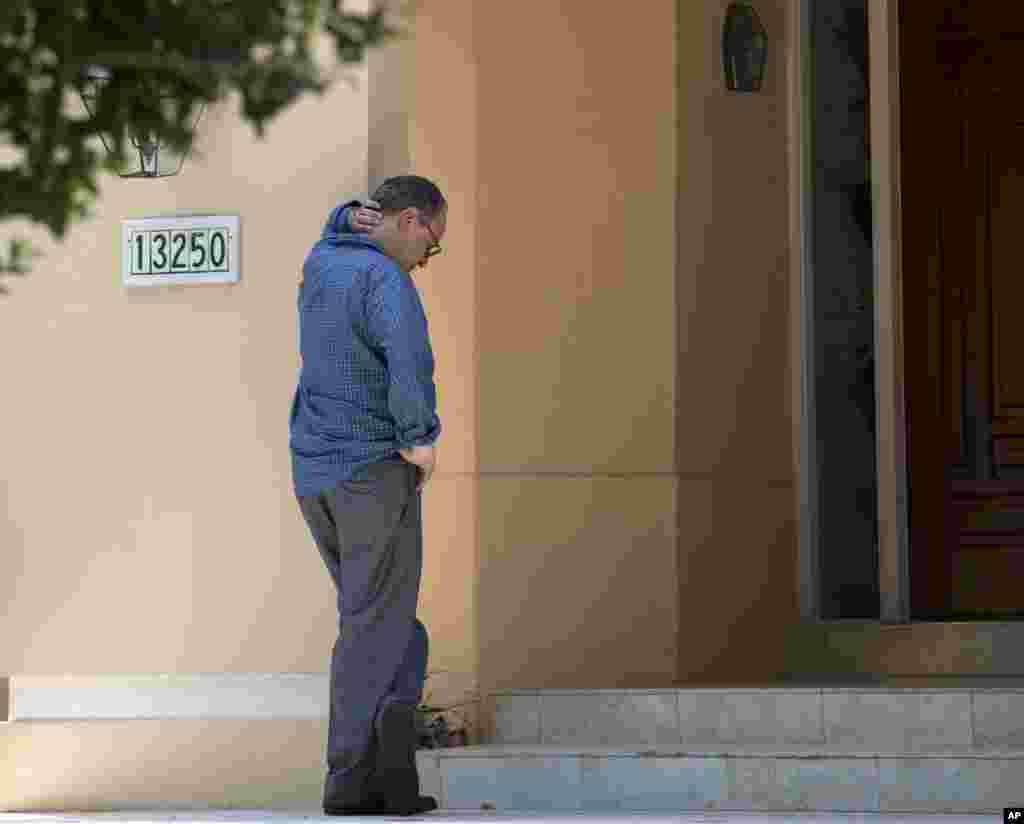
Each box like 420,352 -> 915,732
869,0 -> 910,622
473,0 -> 679,690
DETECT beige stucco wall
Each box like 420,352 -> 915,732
0,11 -> 485,810
0,46 -> 374,678
673,0 -> 799,681
1,0 -> 803,810
469,0 -> 798,691
472,0 -> 681,693
396,0 -> 481,710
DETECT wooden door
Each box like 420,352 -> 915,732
902,1 -> 1024,618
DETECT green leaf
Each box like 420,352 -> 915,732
0,0 -> 398,293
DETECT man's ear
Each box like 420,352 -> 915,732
398,206 -> 420,228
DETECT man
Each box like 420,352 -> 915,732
290,176 -> 446,816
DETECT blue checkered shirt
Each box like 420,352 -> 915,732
289,201 -> 441,497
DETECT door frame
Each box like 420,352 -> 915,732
868,0 -> 909,622
792,0 -> 910,621
792,0 -> 821,620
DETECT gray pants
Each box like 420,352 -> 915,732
296,458 -> 429,790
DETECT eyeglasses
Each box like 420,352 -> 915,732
421,220 -> 442,259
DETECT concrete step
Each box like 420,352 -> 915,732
458,685 -> 1024,813
9,679 -> 1024,814
0,812 -> 1005,823
418,745 -> 1024,814
487,684 -> 1024,754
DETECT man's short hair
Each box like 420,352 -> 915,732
371,176 -> 446,220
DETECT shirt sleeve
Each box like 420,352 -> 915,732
337,201 -> 361,233
363,268 -> 442,450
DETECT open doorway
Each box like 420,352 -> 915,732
901,0 -> 1024,620
807,0 -> 879,618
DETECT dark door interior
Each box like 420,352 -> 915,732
902,0 -> 1024,618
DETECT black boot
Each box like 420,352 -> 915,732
323,763 -> 387,816
368,772 -> 438,816
370,701 -> 438,816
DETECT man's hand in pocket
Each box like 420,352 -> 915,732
398,444 -> 436,492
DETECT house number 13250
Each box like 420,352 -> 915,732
121,215 -> 239,287
128,227 -> 231,275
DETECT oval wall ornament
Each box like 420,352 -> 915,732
723,3 -> 769,93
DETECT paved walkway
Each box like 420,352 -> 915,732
0,812 -> 1007,823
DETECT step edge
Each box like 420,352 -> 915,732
425,746 -> 1024,759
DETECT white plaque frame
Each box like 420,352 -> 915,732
121,214 -> 240,288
